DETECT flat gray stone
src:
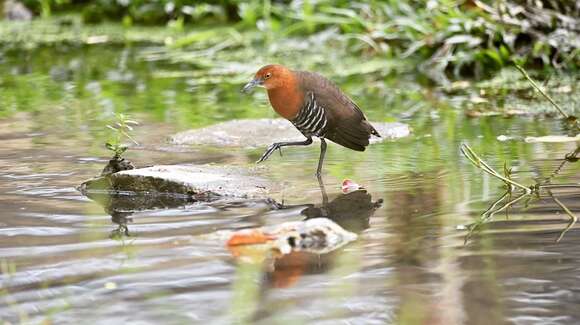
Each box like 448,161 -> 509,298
79,164 -> 274,200
170,118 -> 410,147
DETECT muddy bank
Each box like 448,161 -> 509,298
171,118 -> 410,147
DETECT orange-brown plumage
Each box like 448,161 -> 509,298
253,65 -> 302,119
242,64 -> 380,177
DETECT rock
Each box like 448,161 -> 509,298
227,218 -> 358,255
170,118 -> 410,147
100,156 -> 135,176
4,0 -> 32,21
269,218 -> 358,254
79,164 -> 274,200
524,134 -> 580,143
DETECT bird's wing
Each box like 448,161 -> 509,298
298,72 -> 379,151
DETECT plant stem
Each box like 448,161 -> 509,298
514,64 -> 569,119
461,144 -> 532,193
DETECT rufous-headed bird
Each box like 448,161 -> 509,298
242,64 -> 380,177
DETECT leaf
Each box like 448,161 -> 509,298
499,45 -> 510,60
483,49 -> 503,66
445,34 -> 482,47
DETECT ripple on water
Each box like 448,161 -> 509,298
0,227 -> 78,236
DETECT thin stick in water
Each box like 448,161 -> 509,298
461,144 -> 532,193
514,64 -> 569,120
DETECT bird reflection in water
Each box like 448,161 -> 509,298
110,210 -> 132,239
262,180 -> 383,288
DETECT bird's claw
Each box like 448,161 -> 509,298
257,143 -> 280,163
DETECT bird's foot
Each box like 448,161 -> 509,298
257,143 -> 282,163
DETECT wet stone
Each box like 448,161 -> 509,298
170,118 -> 410,147
100,156 -> 135,176
227,217 -> 358,255
79,164 -> 274,200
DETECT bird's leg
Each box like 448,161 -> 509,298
257,137 -> 313,163
315,138 -> 327,178
317,174 -> 329,206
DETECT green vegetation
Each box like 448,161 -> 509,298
105,113 -> 139,158
3,0 -> 578,83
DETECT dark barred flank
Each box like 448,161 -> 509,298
291,92 -> 328,137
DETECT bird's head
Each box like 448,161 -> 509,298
241,64 -> 293,93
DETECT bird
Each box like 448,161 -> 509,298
241,64 -> 380,177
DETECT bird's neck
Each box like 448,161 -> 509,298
267,79 -> 303,120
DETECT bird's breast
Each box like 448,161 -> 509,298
267,87 -> 303,120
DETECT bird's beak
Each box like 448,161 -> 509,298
241,77 -> 263,94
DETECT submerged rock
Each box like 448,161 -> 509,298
227,217 -> 358,255
79,164 -> 274,200
171,118 -> 410,147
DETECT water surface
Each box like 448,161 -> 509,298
1,44 -> 579,324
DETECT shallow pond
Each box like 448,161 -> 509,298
1,44 -> 580,324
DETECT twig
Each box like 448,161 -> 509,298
461,144 -> 532,193
514,64 -> 569,119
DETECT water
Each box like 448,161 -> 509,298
1,44 -> 579,324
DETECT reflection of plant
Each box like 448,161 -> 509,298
105,113 -> 139,159
462,144 -> 579,243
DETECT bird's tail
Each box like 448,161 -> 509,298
326,120 -> 379,152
